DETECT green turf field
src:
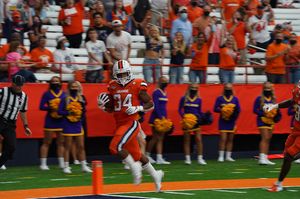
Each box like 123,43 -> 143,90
1,158 -> 300,193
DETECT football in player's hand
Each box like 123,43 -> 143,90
104,94 -> 114,108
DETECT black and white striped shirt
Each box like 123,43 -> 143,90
0,87 -> 28,121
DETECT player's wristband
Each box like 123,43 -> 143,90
24,124 -> 29,129
273,104 -> 279,109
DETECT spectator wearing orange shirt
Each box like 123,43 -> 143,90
106,0 -> 133,32
169,4 -> 180,26
89,1 -> 107,28
219,25 -> 240,83
0,33 -> 31,61
243,0 -> 261,21
189,30 -> 213,83
58,0 -> 87,48
188,0 -> 203,41
286,33 -> 300,84
227,11 -> 255,66
220,0 -> 245,23
30,36 -> 54,73
264,31 -> 289,84
192,5 -> 211,42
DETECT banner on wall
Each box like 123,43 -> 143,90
0,83 -> 295,139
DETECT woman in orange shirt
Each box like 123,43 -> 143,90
58,0 -> 87,48
189,30 -> 214,84
218,25 -> 239,83
89,1 -> 107,28
286,33 -> 300,84
106,0 -> 132,32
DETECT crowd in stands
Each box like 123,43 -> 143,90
0,0 -> 300,84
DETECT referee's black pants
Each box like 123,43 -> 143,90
0,120 -> 16,167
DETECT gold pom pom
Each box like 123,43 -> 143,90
262,107 -> 277,125
154,117 -> 173,133
180,113 -> 197,129
49,98 -> 62,119
66,102 -> 83,122
221,103 -> 235,121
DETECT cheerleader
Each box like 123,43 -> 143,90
146,76 -> 171,164
287,105 -> 300,164
39,76 -> 65,170
57,81 -> 92,173
178,83 -> 206,165
253,82 -> 281,165
70,81 -> 87,165
214,83 -> 241,162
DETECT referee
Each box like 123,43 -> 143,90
0,75 -> 32,168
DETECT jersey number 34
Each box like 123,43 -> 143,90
114,94 -> 132,111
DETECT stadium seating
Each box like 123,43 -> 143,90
1,6 -> 299,83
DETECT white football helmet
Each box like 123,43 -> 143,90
113,60 -> 133,86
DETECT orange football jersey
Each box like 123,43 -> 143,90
108,78 -> 147,123
293,85 -> 300,130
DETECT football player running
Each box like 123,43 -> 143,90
97,60 -> 164,193
263,83 -> 300,192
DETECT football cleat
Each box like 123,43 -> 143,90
267,183 -> 284,192
154,170 -> 164,193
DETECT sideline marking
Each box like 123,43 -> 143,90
18,177 -> 36,179
196,170 -> 209,171
187,173 -> 203,175
65,175 -> 83,177
103,176 -> 116,178
235,169 -> 249,171
213,189 -> 247,194
50,179 -> 69,181
0,181 -> 20,184
162,171 -> 170,172
106,194 -> 163,199
164,191 -> 195,195
231,172 -> 244,174
113,173 -> 128,174
269,171 -> 280,173
258,178 -> 268,179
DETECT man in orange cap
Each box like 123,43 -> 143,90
3,2 -> 33,45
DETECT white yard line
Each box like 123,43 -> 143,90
213,189 -> 247,194
164,191 -> 195,195
104,194 -> 163,199
0,181 -> 20,184
187,173 -> 203,175
231,172 -> 244,174
50,178 -> 69,181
